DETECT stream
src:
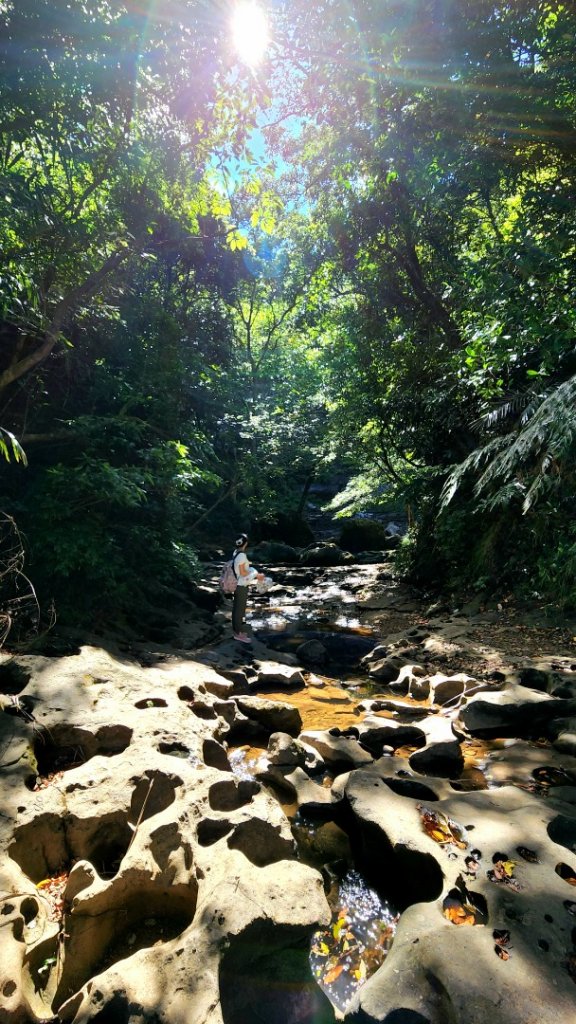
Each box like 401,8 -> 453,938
221,561 -> 576,1017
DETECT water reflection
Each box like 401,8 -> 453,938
310,869 -> 398,1013
229,746 -> 266,780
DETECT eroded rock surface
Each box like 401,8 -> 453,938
2,569 -> 576,1024
0,646 -> 330,1024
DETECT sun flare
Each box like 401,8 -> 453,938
231,1 -> 269,66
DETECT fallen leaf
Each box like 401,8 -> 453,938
418,805 -> 467,849
443,904 -> 475,926
323,963 -> 345,985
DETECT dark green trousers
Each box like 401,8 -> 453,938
232,585 -> 248,633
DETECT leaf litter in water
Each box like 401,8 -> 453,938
417,805 -> 468,850
310,870 -> 398,1013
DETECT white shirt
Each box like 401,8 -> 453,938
233,551 -> 257,587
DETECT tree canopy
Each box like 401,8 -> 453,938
1,0 -> 575,636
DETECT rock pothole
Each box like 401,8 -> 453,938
8,811 -> 133,883
220,921 -> 335,1024
53,885 -> 197,1010
33,724 -> 132,780
203,738 -> 232,771
383,778 -> 440,802
0,660 -> 31,694
197,818 -> 234,846
128,770 -> 182,824
548,815 -> 576,855
227,819 -> 296,866
208,779 -> 259,812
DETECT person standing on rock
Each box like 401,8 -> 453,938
232,533 -> 264,644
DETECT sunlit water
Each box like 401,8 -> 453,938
228,746 -> 266,780
310,869 -> 398,1013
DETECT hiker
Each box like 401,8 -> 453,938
231,533 -> 264,643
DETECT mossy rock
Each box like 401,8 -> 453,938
337,518 -> 392,553
253,541 -> 300,564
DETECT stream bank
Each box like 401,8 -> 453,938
1,558 -> 576,1024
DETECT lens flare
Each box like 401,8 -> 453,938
231,1 -> 269,66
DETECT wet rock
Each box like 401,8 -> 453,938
356,697 -> 430,719
293,819 -> 352,867
296,639 -> 328,667
292,631 -> 375,665
352,550 -> 391,564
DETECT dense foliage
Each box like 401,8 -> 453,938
1,0 -> 575,638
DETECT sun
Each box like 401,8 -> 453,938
231,1 -> 269,66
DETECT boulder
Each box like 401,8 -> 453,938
337,519 -> 395,553
357,716 -> 427,756
456,685 -> 576,738
252,540 -> 301,564
299,543 -> 354,567
251,661 -> 306,690
296,639 -> 328,667
368,654 -> 422,684
235,696 -> 302,737
300,729 -> 375,769
267,731 -> 309,767
428,671 -> 479,706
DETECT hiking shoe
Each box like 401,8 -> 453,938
233,632 -> 252,644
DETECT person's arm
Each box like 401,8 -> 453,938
237,554 -> 263,583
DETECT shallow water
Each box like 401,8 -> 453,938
310,869 -> 398,1013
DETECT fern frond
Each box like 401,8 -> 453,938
0,429 -> 27,466
478,391 -> 538,430
442,373 -> 576,515
439,436 -> 509,509
475,481 -> 525,513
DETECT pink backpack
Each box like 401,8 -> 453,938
219,556 -> 238,595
